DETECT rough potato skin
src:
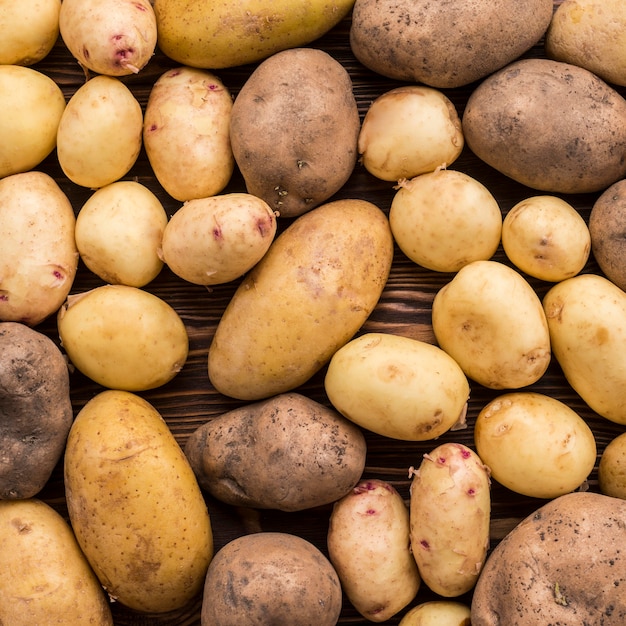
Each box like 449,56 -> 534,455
471,491 -> 626,625
0,322 -> 72,499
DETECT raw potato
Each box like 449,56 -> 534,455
0,171 -> 78,327
160,193 -> 277,286
327,479 -> 421,622
59,0 -> 157,76
502,195 -> 591,282
350,0 -> 553,88
185,392 -> 366,511
358,86 -> 464,182
56,75 -> 143,189
143,67 -> 234,202
546,0 -> 626,87
432,260 -> 551,389
0,65 -> 66,178
462,58 -> 626,193
208,199 -> 394,400
64,390 -> 213,613
0,0 -> 61,65
229,48 -> 360,218
389,169 -> 502,273
399,601 -> 471,626
201,532 -> 342,626
0,499 -> 113,625
471,491 -> 626,625
409,443 -> 491,597
598,432 -> 626,499
57,284 -> 188,391
0,322 -> 72,499
324,332 -> 470,441
474,392 -> 596,499
75,181 -> 168,287
153,0 -> 355,69
543,273 -> 626,424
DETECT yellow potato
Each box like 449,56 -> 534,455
57,284 -> 188,391
324,332 -> 469,441
327,479 -> 421,622
598,432 -> 626,499
56,75 -> 143,188
144,67 -> 234,202
64,390 -> 213,613
75,181 -> 168,287
474,392 -> 596,499
399,601 -> 471,626
0,65 -> 65,178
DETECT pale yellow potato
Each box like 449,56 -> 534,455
502,195 -> 590,282
56,75 -> 143,189
0,65 -> 65,178
160,193 -> 277,286
359,86 -> 463,181
474,392 -> 596,499
64,390 -> 213,613
144,67 -> 234,202
0,499 -> 113,625
432,260 -> 551,389
389,169 -> 502,272
57,284 -> 188,391
409,442 -> 491,597
75,181 -> 167,287
324,332 -> 469,441
598,432 -> 626,499
0,171 -> 78,327
327,479 -> 421,622
0,0 -> 61,65
399,601 -> 471,626
543,274 -> 626,424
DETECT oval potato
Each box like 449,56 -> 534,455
598,432 -> 626,499
399,601 -> 471,626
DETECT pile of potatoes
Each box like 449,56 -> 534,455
2,0 -> 626,624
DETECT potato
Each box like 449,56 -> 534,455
56,75 -> 143,189
143,67 -> 234,202
229,47 -> 360,218
324,332 -> 469,441
208,198 -> 394,400
75,181 -> 168,287
0,0 -> 60,65
462,58 -> 626,194
349,0 -> 553,88
589,179 -> 626,291
471,491 -> 626,625
399,601 -> 471,626
431,260 -> 551,389
201,532 -> 342,626
409,442 -> 491,597
543,273 -> 626,424
184,392 -> 366,511
389,169 -> 502,273
474,392 -> 596,499
358,86 -> 464,182
502,195 -> 591,282
64,389 -> 213,613
327,479 -> 421,622
598,432 -> 626,499
0,322 -> 72,499
0,499 -> 113,624
0,65 -> 65,178
59,0 -> 157,76
57,284 -> 188,391
546,0 -> 626,87
153,0 -> 355,69
160,193 -> 277,286
0,171 -> 78,327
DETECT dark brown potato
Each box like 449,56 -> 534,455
0,322 -> 73,499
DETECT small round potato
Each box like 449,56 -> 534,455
399,601 -> 471,625
502,195 -> 590,282
598,432 -> 626,499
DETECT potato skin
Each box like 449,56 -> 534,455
599,432 -> 626,499
184,392 -> 366,511
471,491 -> 626,625
0,322 -> 72,500
229,48 -> 360,217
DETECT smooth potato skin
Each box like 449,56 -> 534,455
598,432 -> 626,499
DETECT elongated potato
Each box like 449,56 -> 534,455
208,199 -> 394,400
327,479 -> 421,622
